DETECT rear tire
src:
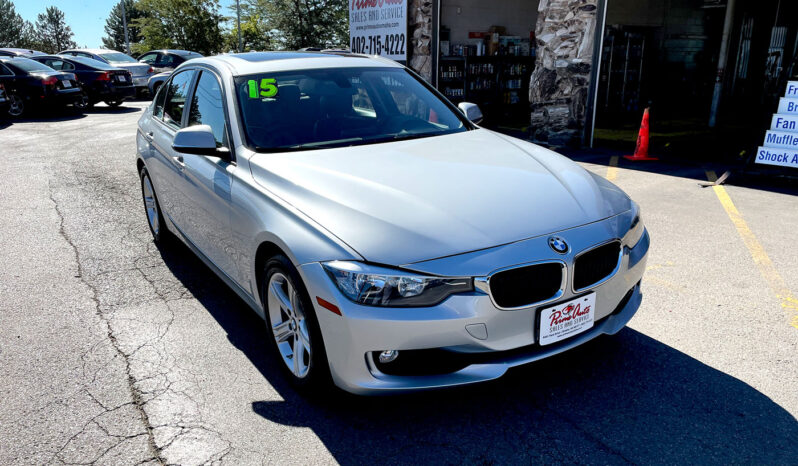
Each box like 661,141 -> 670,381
261,254 -> 332,393
7,93 -> 24,117
139,167 -> 169,245
75,91 -> 90,110
105,100 -> 123,108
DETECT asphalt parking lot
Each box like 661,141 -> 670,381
0,102 -> 796,465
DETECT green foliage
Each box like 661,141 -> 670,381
0,0 -> 24,47
132,0 -> 224,55
224,1 -> 272,52
34,6 -> 77,53
258,0 -> 349,50
102,0 -> 144,53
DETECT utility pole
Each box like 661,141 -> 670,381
709,0 -> 736,128
236,0 -> 242,52
122,0 -> 131,55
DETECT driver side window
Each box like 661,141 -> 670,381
162,70 -> 196,130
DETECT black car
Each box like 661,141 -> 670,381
136,49 -> 202,74
0,48 -> 47,58
30,55 -> 134,108
0,81 -> 9,116
0,57 -> 82,117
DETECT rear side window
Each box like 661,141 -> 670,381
0,63 -> 13,76
45,59 -> 74,71
187,71 -> 228,148
162,70 -> 195,130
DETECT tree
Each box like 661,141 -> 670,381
259,0 -> 348,50
223,0 -> 272,52
133,0 -> 224,55
34,6 -> 76,53
0,0 -> 25,47
101,0 -> 143,53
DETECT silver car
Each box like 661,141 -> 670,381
59,48 -> 153,91
135,52 -> 649,395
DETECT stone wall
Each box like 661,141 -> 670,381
408,0 -> 433,82
528,0 -> 598,146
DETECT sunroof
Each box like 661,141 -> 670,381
230,52 -> 333,62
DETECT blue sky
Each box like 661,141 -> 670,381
14,0 -> 237,49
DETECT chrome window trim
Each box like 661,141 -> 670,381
571,239 -> 623,293
474,260 -> 567,311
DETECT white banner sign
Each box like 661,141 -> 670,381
756,147 -> 798,168
757,81 -> 798,168
777,98 -> 798,115
349,0 -> 407,61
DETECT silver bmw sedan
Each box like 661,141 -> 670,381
136,51 -> 649,395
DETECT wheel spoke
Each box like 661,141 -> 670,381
272,320 -> 293,343
296,322 -> 311,357
292,337 -> 303,375
270,280 -> 293,314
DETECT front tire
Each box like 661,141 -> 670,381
139,167 -> 168,244
105,100 -> 123,107
261,255 -> 331,392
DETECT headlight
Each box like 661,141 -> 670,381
322,261 -> 473,307
624,201 -> 645,247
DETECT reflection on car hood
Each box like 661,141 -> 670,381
110,62 -> 150,76
249,129 -> 631,265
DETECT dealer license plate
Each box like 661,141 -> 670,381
539,293 -> 596,346
117,75 -> 128,82
62,80 -> 72,88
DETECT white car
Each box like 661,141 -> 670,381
135,51 -> 649,395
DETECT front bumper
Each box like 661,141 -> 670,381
300,216 -> 650,395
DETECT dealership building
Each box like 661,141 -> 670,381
396,0 -> 797,153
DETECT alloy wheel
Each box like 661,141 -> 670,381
267,272 -> 312,379
141,174 -> 160,237
75,92 -> 89,109
8,94 -> 23,117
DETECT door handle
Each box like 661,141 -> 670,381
172,155 -> 185,168
144,131 -> 153,141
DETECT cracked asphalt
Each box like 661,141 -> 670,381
0,102 -> 796,465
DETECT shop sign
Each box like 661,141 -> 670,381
757,82 -> 798,168
777,98 -> 798,115
349,0 -> 407,61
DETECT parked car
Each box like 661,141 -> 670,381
147,71 -> 171,96
0,57 -> 82,117
137,49 -> 202,74
58,48 -> 153,93
0,82 -> 8,116
136,52 -> 649,395
0,48 -> 47,57
30,55 -> 134,108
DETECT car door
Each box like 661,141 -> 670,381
174,69 -> 237,278
147,69 -> 197,233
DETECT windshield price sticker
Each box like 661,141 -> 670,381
247,78 -> 278,99
349,0 -> 407,61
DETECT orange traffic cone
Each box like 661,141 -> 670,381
624,108 -> 657,161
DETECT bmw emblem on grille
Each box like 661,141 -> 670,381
548,236 -> 569,254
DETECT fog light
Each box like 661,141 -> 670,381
378,350 -> 399,364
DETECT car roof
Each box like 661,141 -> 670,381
60,48 -> 122,55
33,54 -> 120,70
0,47 -> 46,56
189,51 -> 402,76
144,49 -> 202,56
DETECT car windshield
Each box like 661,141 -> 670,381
68,56 -> 118,70
6,57 -> 54,72
98,52 -> 138,63
236,67 -> 469,152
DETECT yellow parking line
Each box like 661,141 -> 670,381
706,170 -> 798,329
607,156 -> 619,181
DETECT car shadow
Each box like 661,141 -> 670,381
85,105 -> 142,114
155,238 -> 798,464
10,108 -> 87,123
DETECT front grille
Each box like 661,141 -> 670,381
573,241 -> 621,290
489,262 -> 563,308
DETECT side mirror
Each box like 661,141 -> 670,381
172,125 -> 219,156
458,102 -> 483,125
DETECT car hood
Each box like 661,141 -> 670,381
249,129 -> 631,265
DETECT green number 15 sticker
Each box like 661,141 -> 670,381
247,78 -> 278,98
